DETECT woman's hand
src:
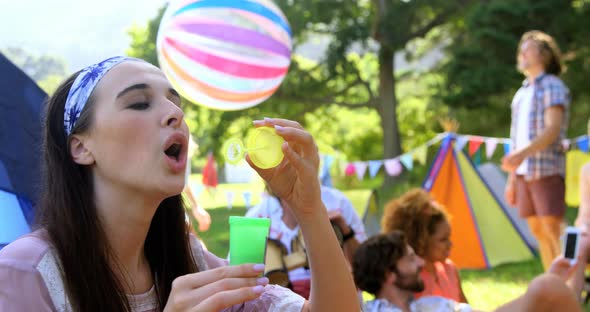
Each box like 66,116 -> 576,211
163,264 -> 268,312
247,118 -> 322,220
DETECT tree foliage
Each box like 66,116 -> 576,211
126,1 -> 471,187
2,47 -> 68,94
441,0 -> 590,136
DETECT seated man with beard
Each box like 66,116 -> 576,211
353,231 -> 581,312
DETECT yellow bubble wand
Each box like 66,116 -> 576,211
223,127 -> 285,169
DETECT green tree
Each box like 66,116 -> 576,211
2,47 -> 67,81
2,47 -> 68,94
441,0 -> 590,137
128,1 -> 471,187
273,0 -> 473,186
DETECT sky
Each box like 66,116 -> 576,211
0,0 -> 441,74
0,0 -> 168,71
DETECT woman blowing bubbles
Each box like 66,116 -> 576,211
0,57 -> 359,312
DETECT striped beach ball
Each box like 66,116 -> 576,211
157,0 -> 292,110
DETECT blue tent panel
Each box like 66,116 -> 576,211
0,189 -> 31,244
0,52 -> 46,203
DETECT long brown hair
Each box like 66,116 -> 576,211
36,69 -> 197,311
517,30 -> 565,76
381,188 -> 449,256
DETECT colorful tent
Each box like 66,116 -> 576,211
0,53 -> 46,248
423,135 -> 535,269
477,163 -> 538,251
343,189 -> 379,237
565,150 -> 590,207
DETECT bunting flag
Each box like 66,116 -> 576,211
321,133 -> 590,181
344,163 -> 356,176
414,145 -> 428,166
485,138 -> 498,159
242,191 -> 252,209
384,158 -> 403,176
323,154 -> 335,169
320,167 -> 333,187
353,161 -> 368,181
226,191 -> 234,210
368,160 -> 384,178
473,148 -> 481,166
503,142 -> 512,156
468,137 -> 484,157
400,154 -> 414,171
577,137 -> 589,153
455,136 -> 469,152
320,154 -> 334,187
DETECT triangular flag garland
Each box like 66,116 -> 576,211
323,154 -> 335,169
384,158 -> 403,176
191,135 -> 590,203
242,191 -> 252,208
485,138 -> 498,159
206,133 -> 590,186
473,147 -> 482,166
414,145 -> 428,166
455,136 -> 469,152
300,132 -> 588,180
468,138 -> 484,157
353,161 -> 368,181
225,191 -> 234,210
212,132 -> 589,183
400,154 -> 414,171
344,163 -> 356,176
368,160 -> 384,178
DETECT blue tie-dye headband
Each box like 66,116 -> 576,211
64,56 -> 139,136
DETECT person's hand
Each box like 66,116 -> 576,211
505,180 -> 517,207
501,151 -> 525,172
247,118 -> 322,220
327,210 -> 350,234
163,264 -> 268,312
192,206 -> 211,232
574,219 -> 589,236
547,256 -> 578,282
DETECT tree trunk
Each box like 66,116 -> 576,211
378,46 -> 402,188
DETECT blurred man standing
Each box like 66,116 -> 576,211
503,30 -> 570,270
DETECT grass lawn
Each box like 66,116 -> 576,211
194,206 -> 247,259
188,174 -> 265,209
192,205 -> 566,311
189,175 -> 590,311
460,259 -> 543,310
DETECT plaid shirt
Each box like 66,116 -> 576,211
510,73 -> 570,181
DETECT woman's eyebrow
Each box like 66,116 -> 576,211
117,83 -> 149,99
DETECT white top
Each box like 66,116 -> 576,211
513,83 -> 535,175
246,186 -> 367,282
363,297 -> 472,312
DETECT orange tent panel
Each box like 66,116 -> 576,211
428,147 -> 488,268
